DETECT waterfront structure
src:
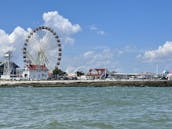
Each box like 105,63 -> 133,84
110,72 -> 137,80
1,51 -> 19,80
22,64 -> 48,80
137,72 -> 156,80
87,68 -> 108,80
0,62 -> 4,76
1,51 -> 12,79
109,72 -> 158,80
167,73 -> 172,80
0,62 -> 19,79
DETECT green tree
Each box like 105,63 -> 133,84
53,68 -> 66,76
76,71 -> 85,77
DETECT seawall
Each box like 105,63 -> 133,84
0,80 -> 172,87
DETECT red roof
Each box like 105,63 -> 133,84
27,64 -> 48,71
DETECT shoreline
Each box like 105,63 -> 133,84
0,80 -> 172,87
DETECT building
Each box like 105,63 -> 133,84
22,64 -> 49,80
137,72 -> 156,80
109,72 -> 158,80
110,72 -> 137,80
0,62 -> 19,79
87,68 -> 108,80
167,73 -> 172,80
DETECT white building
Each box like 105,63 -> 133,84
167,74 -> 172,80
22,64 -> 49,80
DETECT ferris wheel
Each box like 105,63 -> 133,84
23,26 -> 62,71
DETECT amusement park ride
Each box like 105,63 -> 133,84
1,51 -> 13,80
22,26 -> 62,80
1,26 -> 62,80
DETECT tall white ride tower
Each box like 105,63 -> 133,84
1,51 -> 12,80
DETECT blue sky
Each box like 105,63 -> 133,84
1,0 -> 172,73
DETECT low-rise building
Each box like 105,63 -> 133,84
87,68 -> 108,80
167,73 -> 172,80
22,64 -> 48,80
110,72 -> 138,80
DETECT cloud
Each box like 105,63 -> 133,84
0,26 -> 27,67
83,51 -> 95,58
43,11 -> 81,43
141,41 -> 172,62
97,30 -> 105,35
0,11 -> 81,69
89,25 -> 97,31
63,37 -> 74,44
83,48 -> 113,66
63,45 -> 145,73
89,25 -> 105,36
64,48 -> 119,73
0,29 -> 12,54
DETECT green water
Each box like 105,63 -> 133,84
0,86 -> 172,129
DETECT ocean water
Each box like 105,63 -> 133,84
0,86 -> 172,129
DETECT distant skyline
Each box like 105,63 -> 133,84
0,0 -> 172,73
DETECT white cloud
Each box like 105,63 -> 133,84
97,30 -> 105,35
83,48 -> 113,63
63,45 -> 144,73
83,51 -> 95,58
43,11 -> 81,43
0,26 -> 27,67
0,11 -> 81,69
141,41 -> 172,62
89,25 -> 97,31
89,25 -> 105,36
64,48 -> 119,73
63,37 -> 74,44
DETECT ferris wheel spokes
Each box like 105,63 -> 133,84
23,26 -> 62,70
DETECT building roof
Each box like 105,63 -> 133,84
0,62 -> 19,68
87,68 -> 106,77
27,64 -> 48,71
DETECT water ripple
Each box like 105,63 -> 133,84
0,87 -> 172,129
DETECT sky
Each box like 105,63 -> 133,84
0,0 -> 172,73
